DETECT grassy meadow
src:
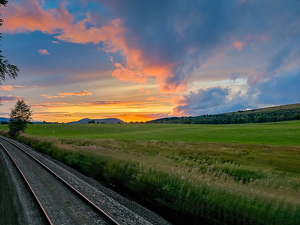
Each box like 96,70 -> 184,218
1,120 -> 300,145
1,121 -> 300,224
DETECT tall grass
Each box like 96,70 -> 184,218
1,130 -> 300,224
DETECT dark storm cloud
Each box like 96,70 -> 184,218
98,0 -> 300,92
249,69 -> 300,106
99,0 -> 239,91
267,47 -> 292,73
173,86 -> 250,115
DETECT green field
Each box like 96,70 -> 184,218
1,121 -> 300,224
1,120 -> 300,145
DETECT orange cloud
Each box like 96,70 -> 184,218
0,85 -> 26,91
0,85 -> 13,91
31,102 -> 69,108
41,94 -> 59,99
138,88 -> 150,94
41,90 -> 92,98
158,97 -> 174,102
2,0 -> 186,94
57,90 -> 92,97
111,63 -> 147,83
83,101 -> 143,106
146,96 -> 155,101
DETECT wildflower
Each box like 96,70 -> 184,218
250,178 -> 253,181
207,183 -> 210,186
224,173 -> 227,176
211,165 -> 214,168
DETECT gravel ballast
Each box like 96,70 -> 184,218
0,136 -> 171,225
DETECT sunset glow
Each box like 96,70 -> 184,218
1,0 -> 299,122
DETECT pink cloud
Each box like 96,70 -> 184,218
38,49 -> 49,55
2,0 -> 185,94
232,35 -> 269,52
57,90 -> 92,97
41,90 -> 92,98
233,41 -> 244,51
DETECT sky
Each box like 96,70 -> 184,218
0,0 -> 300,123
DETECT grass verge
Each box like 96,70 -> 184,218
1,130 -> 300,224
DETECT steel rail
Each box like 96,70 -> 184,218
0,142 -> 53,225
0,136 -> 121,225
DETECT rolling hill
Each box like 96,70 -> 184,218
147,103 -> 300,124
67,118 -> 125,124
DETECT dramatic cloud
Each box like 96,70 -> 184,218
2,0 -> 300,120
38,49 -> 49,55
248,70 -> 300,106
173,87 -> 250,116
248,46 -> 293,85
0,0 -> 240,93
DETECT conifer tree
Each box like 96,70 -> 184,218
9,100 -> 32,137
0,0 -> 19,85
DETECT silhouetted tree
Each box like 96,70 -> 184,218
9,100 -> 32,137
0,0 -> 19,85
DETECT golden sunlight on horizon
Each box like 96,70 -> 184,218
31,102 -> 172,123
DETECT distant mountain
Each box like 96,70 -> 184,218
146,102 -> 300,124
67,118 -> 125,124
0,117 -> 43,124
0,117 -> 9,122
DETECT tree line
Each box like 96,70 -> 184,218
147,107 -> 300,124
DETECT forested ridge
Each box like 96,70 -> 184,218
147,103 -> 300,124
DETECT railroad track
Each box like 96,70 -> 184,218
0,135 -> 152,225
